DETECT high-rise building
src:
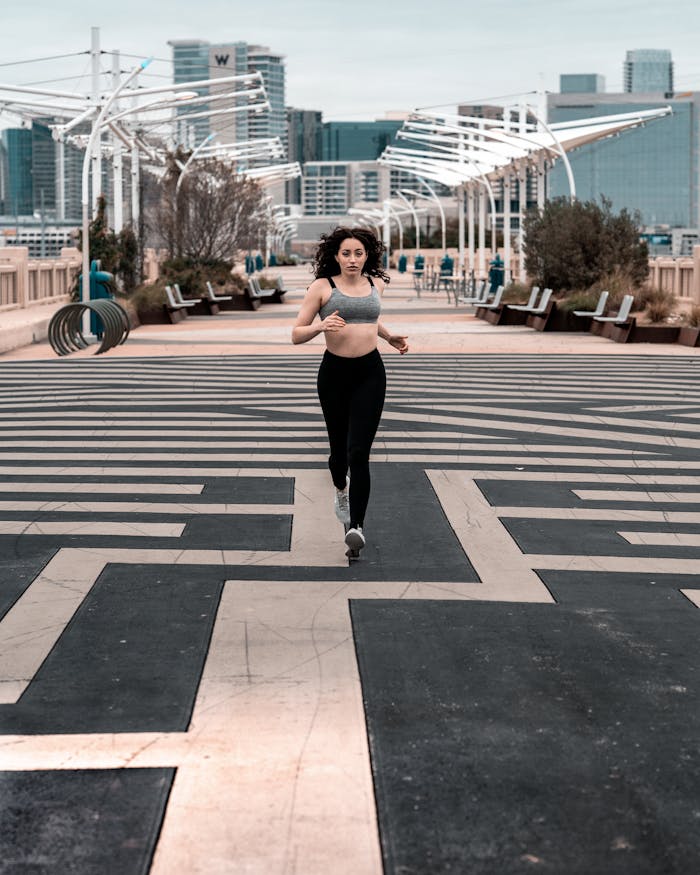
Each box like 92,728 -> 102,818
169,39 -> 286,158
286,109 -> 322,204
547,89 -> 699,228
168,40 -> 212,143
560,74 -> 605,94
623,49 -> 673,94
31,121 -> 56,214
2,128 -> 33,216
322,120 -> 403,162
302,161 -> 391,216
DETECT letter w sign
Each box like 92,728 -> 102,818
215,54 -> 230,66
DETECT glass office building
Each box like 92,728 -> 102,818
322,121 -> 403,161
287,109 -> 322,203
547,91 -> 699,228
2,128 -> 33,216
169,40 -> 212,143
169,39 -> 286,162
624,49 -> 673,94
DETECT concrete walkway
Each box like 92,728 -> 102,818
0,268 -> 699,873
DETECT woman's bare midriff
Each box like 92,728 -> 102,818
324,322 -> 378,358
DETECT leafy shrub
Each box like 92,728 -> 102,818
160,257 -> 233,298
524,197 -> 648,292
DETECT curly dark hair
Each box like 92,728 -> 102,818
311,226 -> 390,283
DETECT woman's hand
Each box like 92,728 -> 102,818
388,334 -> 409,354
321,310 -> 346,333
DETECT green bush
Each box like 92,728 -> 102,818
524,197 -> 648,292
160,257 -> 234,298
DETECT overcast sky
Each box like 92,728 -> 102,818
1,0 -> 700,124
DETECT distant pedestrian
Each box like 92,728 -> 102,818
292,227 -> 408,559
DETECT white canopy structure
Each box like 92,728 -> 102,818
378,101 -> 672,281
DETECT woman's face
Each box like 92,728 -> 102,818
335,238 -> 367,275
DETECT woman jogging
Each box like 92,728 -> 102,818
292,227 -> 408,558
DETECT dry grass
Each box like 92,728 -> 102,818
501,282 -> 531,304
685,305 -> 700,328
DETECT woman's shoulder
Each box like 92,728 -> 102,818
305,276 -> 331,296
371,276 -> 386,294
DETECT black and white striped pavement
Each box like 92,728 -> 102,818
1,354 -> 699,874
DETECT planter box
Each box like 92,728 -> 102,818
528,304 -> 591,333
603,318 -> 680,344
136,306 -> 186,325
678,326 -> 700,347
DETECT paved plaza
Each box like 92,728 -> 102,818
0,272 -> 699,873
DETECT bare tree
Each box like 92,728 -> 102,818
153,154 -> 270,263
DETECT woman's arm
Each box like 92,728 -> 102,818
292,281 -> 346,345
378,320 -> 409,354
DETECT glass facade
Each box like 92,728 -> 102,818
169,40 -> 212,143
2,128 -> 33,216
624,49 -> 673,94
548,93 -> 698,228
286,109 -> 323,203
322,121 -> 403,161
560,74 -> 605,94
31,121 -> 56,214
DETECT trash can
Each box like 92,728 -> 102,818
255,253 -> 264,272
79,259 -> 115,337
414,254 -> 425,273
489,254 -> 504,293
397,253 -> 407,274
440,253 -> 454,277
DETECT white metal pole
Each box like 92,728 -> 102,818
382,200 -> 391,267
112,51 -> 123,233
518,103 -> 528,283
90,27 -> 102,216
503,172 -> 511,285
416,176 -> 446,251
131,141 -> 140,227
82,59 -> 151,336
457,186 -> 465,273
478,187 -> 486,278
467,186 -> 475,276
397,192 -> 420,254
56,139 -> 65,222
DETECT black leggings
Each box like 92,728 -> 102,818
317,348 -> 386,529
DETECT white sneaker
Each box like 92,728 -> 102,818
334,477 -> 350,524
344,527 -> 365,551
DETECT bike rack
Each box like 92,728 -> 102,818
48,299 -> 130,356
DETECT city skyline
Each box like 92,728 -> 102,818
0,0 -> 699,125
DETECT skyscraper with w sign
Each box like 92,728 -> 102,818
169,39 -> 286,157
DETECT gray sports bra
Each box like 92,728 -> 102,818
318,276 -> 381,324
